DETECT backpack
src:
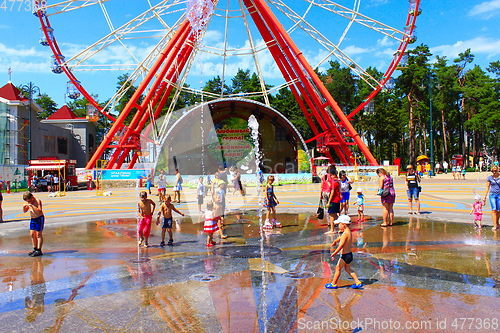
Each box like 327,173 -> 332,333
179,175 -> 183,184
334,179 -> 342,201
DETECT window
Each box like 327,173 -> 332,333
57,136 -> 68,155
275,127 -> 286,141
44,136 -> 55,153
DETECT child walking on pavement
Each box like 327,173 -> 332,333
470,194 -> 484,229
325,215 -> 363,289
23,192 -> 45,257
263,175 -> 281,229
157,195 -> 185,246
138,191 -> 156,248
356,188 -> 365,222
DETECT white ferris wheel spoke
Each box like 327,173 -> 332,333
239,0 -> 270,106
102,23 -> 183,113
220,0 -> 230,99
44,0 -> 111,16
63,0 -> 183,71
304,0 -> 407,42
269,0 -> 379,90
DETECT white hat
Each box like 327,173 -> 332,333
474,194 -> 481,201
356,188 -> 363,193
334,215 -> 351,225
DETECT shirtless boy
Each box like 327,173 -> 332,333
23,192 -> 45,257
325,215 -> 363,289
138,191 -> 156,247
156,195 -> 185,246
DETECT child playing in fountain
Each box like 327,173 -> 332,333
325,215 -> 363,289
213,191 -> 227,240
156,194 -> 185,246
263,175 -> 281,229
470,194 -> 484,229
23,192 -> 45,257
197,176 -> 205,213
356,188 -> 364,222
138,191 -> 156,248
204,201 -> 219,247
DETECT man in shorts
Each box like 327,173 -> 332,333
23,192 -> 45,257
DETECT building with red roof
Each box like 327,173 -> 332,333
0,82 -> 96,168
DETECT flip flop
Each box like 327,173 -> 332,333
380,224 -> 389,227
325,283 -> 338,289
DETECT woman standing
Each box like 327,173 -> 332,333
173,169 -> 182,203
483,166 -> 500,231
377,168 -> 396,227
319,165 -> 334,223
339,170 -> 353,214
405,164 -> 421,215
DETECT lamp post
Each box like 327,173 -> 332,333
20,82 -> 41,162
427,73 -> 434,176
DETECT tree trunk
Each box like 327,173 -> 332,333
408,94 -> 415,165
421,122 -> 427,157
441,107 -> 448,163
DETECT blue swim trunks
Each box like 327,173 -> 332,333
162,217 -> 173,229
30,215 -> 45,232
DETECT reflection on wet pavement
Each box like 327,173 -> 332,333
1,213 -> 499,332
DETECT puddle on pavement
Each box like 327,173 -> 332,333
1,213 -> 499,331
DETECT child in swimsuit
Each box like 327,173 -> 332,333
470,194 -> 484,229
325,215 -> 363,289
156,194 -> 185,246
263,175 -> 281,229
356,188 -> 364,222
138,191 -> 156,247
204,201 -> 219,247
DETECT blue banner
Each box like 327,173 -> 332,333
97,169 -> 149,180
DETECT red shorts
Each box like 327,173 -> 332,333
138,214 -> 153,238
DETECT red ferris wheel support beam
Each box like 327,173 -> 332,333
86,20 -> 191,169
250,0 -> 377,166
244,2 -> 348,164
245,0 -> 363,165
107,23 -> 194,169
117,34 -> 196,169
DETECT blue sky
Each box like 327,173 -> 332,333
1,0 -> 500,110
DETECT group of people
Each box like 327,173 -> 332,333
31,172 -> 61,193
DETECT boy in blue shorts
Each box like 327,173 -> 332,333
156,195 -> 185,246
23,192 -> 45,257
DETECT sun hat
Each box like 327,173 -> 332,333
356,188 -> 363,193
334,215 -> 351,225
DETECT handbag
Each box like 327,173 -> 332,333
316,199 -> 324,219
418,186 -> 422,192
381,187 -> 390,197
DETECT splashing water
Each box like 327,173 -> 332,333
248,114 -> 268,331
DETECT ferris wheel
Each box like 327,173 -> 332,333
34,0 -> 420,169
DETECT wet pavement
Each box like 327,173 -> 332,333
1,210 -> 499,332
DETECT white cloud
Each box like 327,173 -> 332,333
431,36 -> 500,60
342,45 -> 374,56
377,36 -> 394,48
469,0 -> 500,18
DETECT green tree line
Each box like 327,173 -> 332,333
31,43 -> 500,168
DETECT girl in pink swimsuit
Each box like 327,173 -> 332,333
470,195 -> 484,229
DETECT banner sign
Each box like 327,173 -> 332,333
76,169 -> 149,181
